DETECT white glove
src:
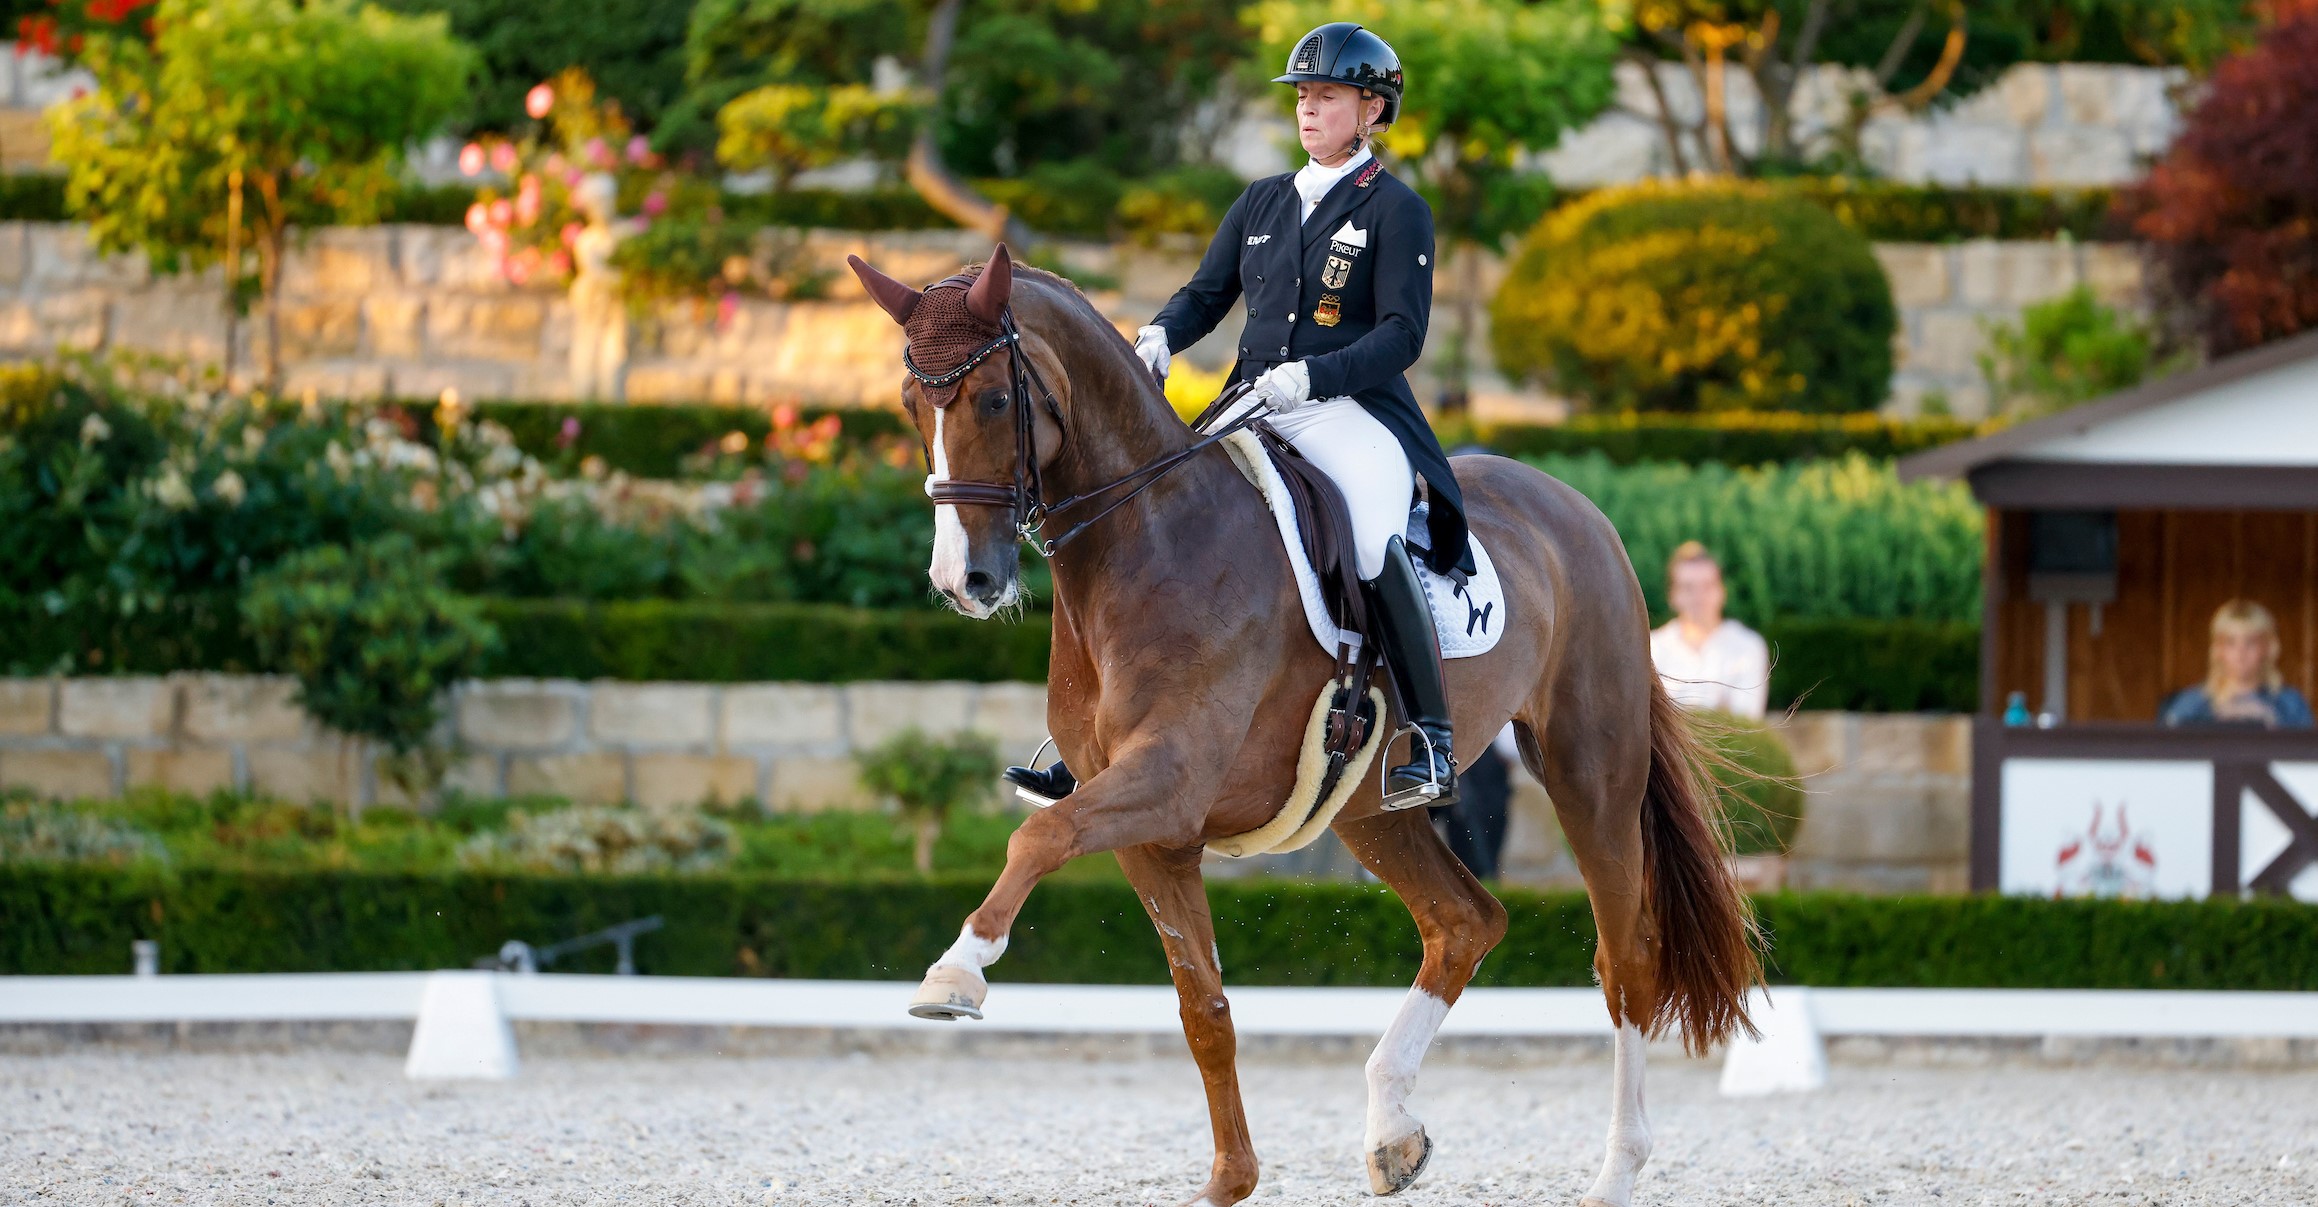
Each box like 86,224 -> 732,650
1134,325 -> 1171,382
1248,360 -> 1311,414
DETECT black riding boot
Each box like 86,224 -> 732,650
1003,760 -> 1076,807
1366,536 -> 1457,810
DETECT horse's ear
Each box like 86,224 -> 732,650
847,254 -> 921,325
966,243 -> 1013,324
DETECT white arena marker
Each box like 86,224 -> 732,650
1719,986 -> 1827,1097
404,971 -> 519,1080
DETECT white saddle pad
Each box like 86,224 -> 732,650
1220,430 -> 1505,660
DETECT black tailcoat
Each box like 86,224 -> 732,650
1151,158 -> 1472,575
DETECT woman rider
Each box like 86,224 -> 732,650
1007,22 -> 1473,811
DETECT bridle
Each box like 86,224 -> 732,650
908,306 -> 1262,557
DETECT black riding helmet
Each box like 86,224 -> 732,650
1274,22 -> 1403,125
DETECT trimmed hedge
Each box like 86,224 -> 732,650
0,173 -> 2117,245
452,401 -> 1972,478
1439,410 -> 1987,467
446,400 -> 912,478
477,598 -> 1050,683
1762,617 -> 1977,713
4,599 -> 1970,709
7,866 -> 2316,989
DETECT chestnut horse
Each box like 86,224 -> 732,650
847,246 -> 1759,1207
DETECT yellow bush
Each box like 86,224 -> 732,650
1491,180 -> 1895,413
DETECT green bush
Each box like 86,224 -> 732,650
1527,452 -> 1984,624
855,729 -> 1003,873
1438,410 -> 1986,466
1980,284 -> 2191,417
1780,180 -> 2118,243
1493,180 -> 1897,413
1697,712 -> 1803,857
7,864 -> 2316,989
242,535 -> 498,759
457,804 -> 737,875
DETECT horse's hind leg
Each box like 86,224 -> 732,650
1334,807 -> 1510,1195
1115,842 -> 1259,1207
1516,717 -> 1657,1207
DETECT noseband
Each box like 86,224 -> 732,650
908,306 -> 1261,556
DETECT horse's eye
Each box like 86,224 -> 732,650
984,390 -> 1010,414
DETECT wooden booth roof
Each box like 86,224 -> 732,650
1898,328 -> 2318,510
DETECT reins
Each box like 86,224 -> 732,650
910,307 -> 1263,558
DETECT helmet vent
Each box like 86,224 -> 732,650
1292,33 -> 1323,74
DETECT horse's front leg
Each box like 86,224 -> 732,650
910,735 -> 1215,1020
1116,841 -> 1258,1207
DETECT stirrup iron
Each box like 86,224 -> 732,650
1381,723 -> 1448,811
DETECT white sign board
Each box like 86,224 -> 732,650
2000,759 -> 2212,899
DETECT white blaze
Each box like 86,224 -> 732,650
1583,1021 -> 1653,1207
1364,989 -> 1450,1151
926,408 -> 972,605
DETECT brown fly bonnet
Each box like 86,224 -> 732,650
846,248 -> 1015,409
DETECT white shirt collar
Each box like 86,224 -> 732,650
1293,146 -> 1373,223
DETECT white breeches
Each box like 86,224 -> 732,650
1266,395 -> 1414,581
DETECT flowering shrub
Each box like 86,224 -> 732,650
457,805 -> 737,875
457,68 -> 681,287
1491,181 -> 1896,413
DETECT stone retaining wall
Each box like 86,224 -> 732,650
0,675 -> 1050,813
0,220 -> 2135,421
1,674 -> 1970,891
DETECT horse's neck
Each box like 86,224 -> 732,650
1040,350 -> 1247,590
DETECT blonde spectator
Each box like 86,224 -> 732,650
2160,599 -> 2314,727
1649,541 -> 1770,720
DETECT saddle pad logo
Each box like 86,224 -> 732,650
1321,254 -> 1352,289
1313,296 -> 1342,327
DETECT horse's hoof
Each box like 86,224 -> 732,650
1365,1126 -> 1431,1195
907,964 -> 987,1021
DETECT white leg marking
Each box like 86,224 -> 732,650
1363,989 -> 1449,1150
1583,1022 -> 1653,1207
926,409 -> 974,609
929,923 -> 1008,974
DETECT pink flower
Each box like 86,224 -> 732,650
625,136 -> 650,165
771,403 -> 799,430
557,416 -> 581,448
716,292 -> 738,330
641,192 -> 668,217
459,142 -> 486,177
584,137 -> 610,168
488,199 -> 513,227
564,169 -> 585,188
489,142 -> 518,173
544,153 -> 566,176
525,82 -> 554,120
464,202 -> 490,236
515,175 -> 542,225
547,251 -> 572,278
506,256 -> 531,286
479,229 -> 509,258
559,221 -> 584,248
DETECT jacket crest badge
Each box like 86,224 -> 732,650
1313,295 -> 1342,327
1321,254 -> 1352,290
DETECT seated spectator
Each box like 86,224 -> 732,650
1649,541 -> 1769,721
2160,599 -> 2314,728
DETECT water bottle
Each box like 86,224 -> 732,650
2003,691 -> 2032,727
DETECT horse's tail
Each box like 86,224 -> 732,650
1640,677 -> 1764,1053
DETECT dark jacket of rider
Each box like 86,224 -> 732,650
1148,162 -> 1473,576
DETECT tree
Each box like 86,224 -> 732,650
2120,10 -> 2318,356
717,82 -> 921,190
46,0 -> 473,390
854,728 -> 1001,874
1251,0 -> 1620,404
